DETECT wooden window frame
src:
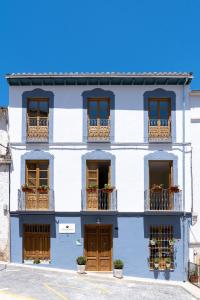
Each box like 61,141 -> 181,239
148,98 -> 171,121
27,98 -> 49,119
87,98 -> 110,121
149,225 -> 174,270
26,160 -> 49,189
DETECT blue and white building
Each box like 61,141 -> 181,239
7,72 -> 193,280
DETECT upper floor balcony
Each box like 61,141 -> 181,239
18,187 -> 54,211
144,187 -> 182,212
81,187 -> 117,212
87,119 -> 110,142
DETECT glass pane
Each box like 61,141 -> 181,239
88,101 -> 98,119
28,171 -> 36,179
39,101 -> 49,117
39,171 -> 48,179
28,101 -> 38,117
39,163 -> 49,170
28,178 -> 36,187
99,100 -> 109,119
149,101 -> 158,120
39,179 -> 48,186
27,163 -> 37,170
160,101 -> 169,121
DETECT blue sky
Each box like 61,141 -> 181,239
0,0 -> 200,106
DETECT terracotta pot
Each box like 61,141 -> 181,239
190,275 -> 199,283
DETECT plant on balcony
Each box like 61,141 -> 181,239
21,184 -> 33,192
153,257 -> 159,269
86,184 -> 98,192
169,185 -> 181,193
165,257 -> 171,269
113,259 -> 124,278
168,238 -> 176,246
189,270 -> 199,283
37,185 -> 49,193
151,184 -> 163,192
76,256 -> 87,274
150,238 -> 157,246
103,184 -> 115,192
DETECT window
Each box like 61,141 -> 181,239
27,98 -> 49,141
148,98 -> 171,140
87,98 -> 110,141
149,225 -> 174,270
24,161 -> 49,210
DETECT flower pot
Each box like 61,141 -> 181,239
103,188 -> 114,193
190,275 -> 198,283
166,263 -> 171,269
169,241 -> 174,246
113,268 -> 123,279
150,240 -> 156,246
77,264 -> 86,274
169,186 -> 180,193
154,263 -> 159,269
38,189 -> 48,194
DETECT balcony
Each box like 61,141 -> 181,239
148,119 -> 171,142
144,188 -> 182,212
87,119 -> 110,142
18,189 -> 54,211
81,188 -> 117,211
27,116 -> 49,142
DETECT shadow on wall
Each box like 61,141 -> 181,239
80,215 -> 119,239
19,215 -> 56,238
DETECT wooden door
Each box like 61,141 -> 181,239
84,225 -> 112,271
23,224 -> 50,260
86,161 -> 98,210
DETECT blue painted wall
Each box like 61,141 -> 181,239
10,213 -> 190,281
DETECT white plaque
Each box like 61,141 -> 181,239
59,223 -> 75,234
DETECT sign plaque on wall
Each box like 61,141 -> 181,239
59,223 -> 76,234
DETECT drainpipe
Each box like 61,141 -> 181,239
182,80 -> 188,281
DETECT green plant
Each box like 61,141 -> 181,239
113,259 -> 124,269
87,184 -> 98,189
168,238 -> 175,246
76,256 -> 87,265
150,238 -> 156,246
154,257 -> 159,264
104,184 -> 113,189
33,258 -> 40,264
38,185 -> 49,191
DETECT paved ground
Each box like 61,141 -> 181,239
0,265 -> 198,300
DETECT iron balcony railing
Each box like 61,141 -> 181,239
144,189 -> 183,211
188,262 -> 200,287
87,119 -> 110,142
81,188 -> 117,211
148,118 -> 171,142
18,188 -> 54,211
27,116 -> 49,142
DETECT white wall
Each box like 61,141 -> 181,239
9,84 -> 192,214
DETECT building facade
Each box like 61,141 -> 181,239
189,90 -> 200,264
7,72 -> 193,280
0,107 -> 11,261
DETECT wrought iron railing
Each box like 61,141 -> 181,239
18,188 -> 54,211
188,262 -> 200,287
87,119 -> 110,141
81,188 -> 117,211
27,116 -> 49,142
148,119 -> 171,141
144,189 -> 182,211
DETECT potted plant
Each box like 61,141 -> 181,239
33,258 -> 40,264
165,257 -> 171,269
169,185 -> 181,193
168,238 -> 176,246
113,259 -> 124,278
154,257 -> 159,269
38,185 -> 49,193
86,184 -> 98,192
76,256 -> 87,274
21,184 -> 33,192
103,184 -> 115,193
189,270 -> 199,283
151,184 -> 163,192
150,238 -> 156,246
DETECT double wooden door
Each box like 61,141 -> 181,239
84,225 -> 112,271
